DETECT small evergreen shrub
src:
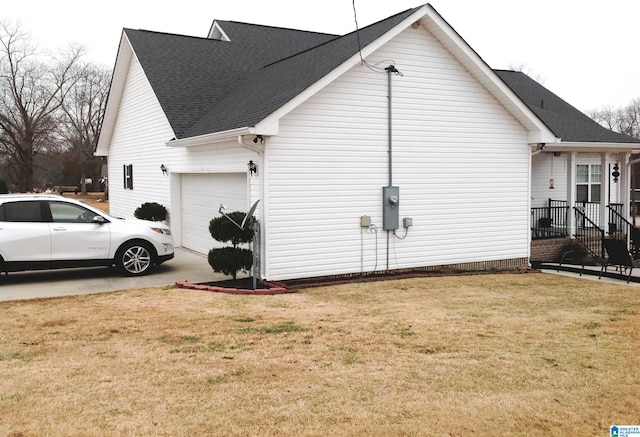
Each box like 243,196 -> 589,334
134,202 -> 168,221
0,178 -> 8,194
208,211 -> 256,280
207,247 -> 253,279
208,212 -> 253,248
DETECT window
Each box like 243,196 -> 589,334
124,164 -> 133,190
0,201 -> 45,222
49,201 -> 95,223
576,164 -> 601,202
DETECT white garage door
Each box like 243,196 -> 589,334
181,173 -> 247,254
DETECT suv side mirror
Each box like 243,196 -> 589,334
92,215 -> 107,225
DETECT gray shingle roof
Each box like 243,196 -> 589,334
495,69 -> 637,143
125,8 -> 635,145
124,8 -> 419,139
186,8 -> 419,137
125,23 -> 338,139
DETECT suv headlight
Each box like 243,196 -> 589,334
151,227 -> 172,235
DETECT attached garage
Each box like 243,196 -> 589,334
180,173 -> 247,255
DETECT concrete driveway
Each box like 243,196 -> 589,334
0,248 -> 225,302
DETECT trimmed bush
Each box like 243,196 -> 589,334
208,211 -> 256,280
207,247 -> 253,280
134,202 -> 168,222
208,212 -> 253,248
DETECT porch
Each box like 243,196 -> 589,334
531,199 -> 640,261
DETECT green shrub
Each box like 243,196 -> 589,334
208,211 -> 256,280
0,178 -> 8,194
208,247 -> 253,280
208,212 -> 253,248
134,202 -> 168,221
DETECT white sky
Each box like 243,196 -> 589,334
3,0 -> 639,111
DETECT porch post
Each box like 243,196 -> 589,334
567,152 -> 577,238
619,152 -> 631,219
600,153 -> 609,229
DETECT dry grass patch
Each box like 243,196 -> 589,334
62,192 -> 109,212
1,274 -> 639,436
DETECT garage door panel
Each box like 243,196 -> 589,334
181,173 -> 246,254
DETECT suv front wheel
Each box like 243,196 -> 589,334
116,241 -> 155,276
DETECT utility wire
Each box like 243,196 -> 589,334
352,0 -> 402,75
352,0 -> 365,65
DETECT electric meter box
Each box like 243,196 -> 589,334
382,186 -> 400,230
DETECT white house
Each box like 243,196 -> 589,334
96,3 -> 640,281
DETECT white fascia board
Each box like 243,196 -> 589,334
250,120 -> 279,136
540,142 -> 640,153
166,127 -> 251,147
527,130 -> 561,145
423,5 -> 557,144
95,33 -> 178,156
255,7 -> 430,131
167,123 -> 279,148
95,32 -> 134,156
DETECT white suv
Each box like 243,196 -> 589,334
0,194 -> 174,276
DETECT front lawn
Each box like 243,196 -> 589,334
1,273 -> 638,435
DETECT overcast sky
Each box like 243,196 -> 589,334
3,0 -> 639,111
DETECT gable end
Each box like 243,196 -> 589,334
208,21 -> 231,41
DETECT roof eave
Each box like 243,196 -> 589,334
167,127 -> 262,147
540,141 -> 640,153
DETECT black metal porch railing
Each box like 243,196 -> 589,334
607,204 -> 640,256
573,207 -> 605,258
531,199 -> 568,239
574,201 -> 601,227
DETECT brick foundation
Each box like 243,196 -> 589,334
422,257 -> 529,272
530,237 -> 571,262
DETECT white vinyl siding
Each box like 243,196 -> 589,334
107,55 -> 174,219
106,54 -> 256,245
531,153 -> 568,208
531,153 -> 621,207
264,26 -> 530,280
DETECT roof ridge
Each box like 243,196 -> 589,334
124,28 -> 217,43
213,19 -> 339,37
261,7 -> 418,69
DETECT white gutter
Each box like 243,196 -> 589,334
166,127 -> 252,148
540,142 -> 640,153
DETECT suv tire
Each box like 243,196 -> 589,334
116,241 -> 155,276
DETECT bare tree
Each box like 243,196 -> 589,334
0,20 -> 83,191
60,63 -> 110,194
587,98 -> 640,140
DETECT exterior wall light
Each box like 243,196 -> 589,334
248,160 -> 257,176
